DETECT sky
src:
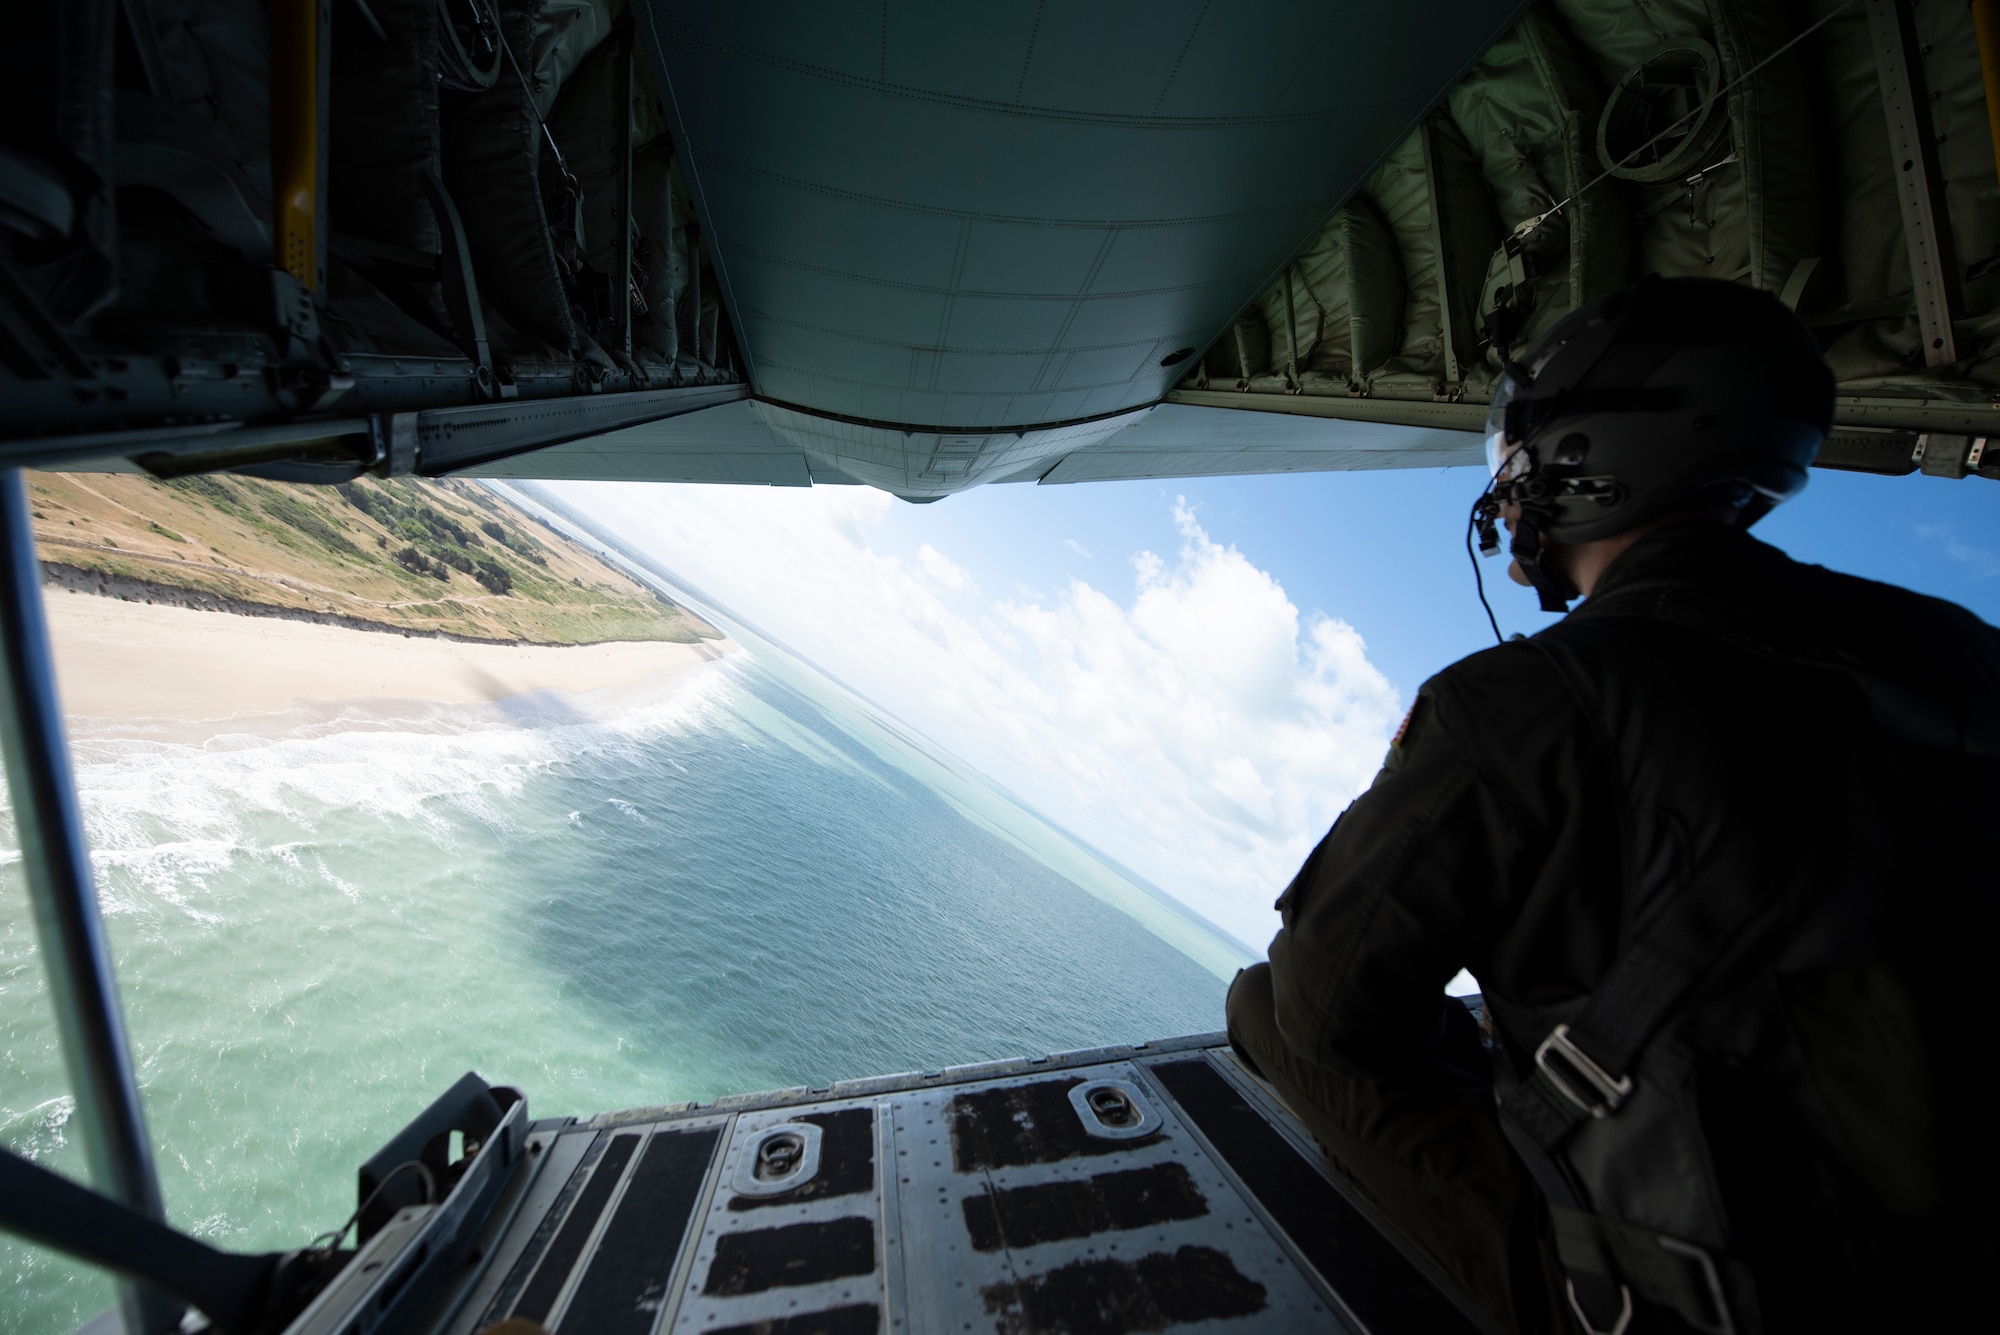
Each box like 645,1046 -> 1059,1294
549,461 -> 1999,953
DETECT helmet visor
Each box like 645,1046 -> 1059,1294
1485,372 -> 1525,479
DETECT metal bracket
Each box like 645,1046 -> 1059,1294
373,411 -> 421,476
1913,431 -> 1974,478
1866,0 -> 1963,367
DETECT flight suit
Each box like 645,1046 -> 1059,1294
1228,522 -> 2000,1333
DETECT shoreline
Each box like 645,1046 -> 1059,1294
41,561 -> 713,649
44,585 -> 736,731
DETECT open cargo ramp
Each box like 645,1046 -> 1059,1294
282,1035 -> 1495,1335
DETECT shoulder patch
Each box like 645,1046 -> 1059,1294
1391,700 -> 1421,748
1379,696 -> 1428,774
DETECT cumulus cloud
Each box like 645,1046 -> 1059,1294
915,543 -> 971,591
551,484 -> 1402,949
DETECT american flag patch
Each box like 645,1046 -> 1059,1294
1391,704 -> 1418,748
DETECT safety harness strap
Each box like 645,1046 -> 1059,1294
1487,623 -> 1766,1332
1493,1104 -> 1632,1333
1495,627 -> 1777,1151
1492,942 -> 1696,1148
1497,866 -> 1781,1150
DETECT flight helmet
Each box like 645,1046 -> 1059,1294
1478,276 -> 1834,610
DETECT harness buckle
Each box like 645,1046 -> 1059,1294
1535,1023 -> 1633,1118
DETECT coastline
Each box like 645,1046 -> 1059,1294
45,585 -> 735,731
42,561 -> 612,648
27,472 -> 721,648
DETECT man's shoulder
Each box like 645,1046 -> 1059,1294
1787,559 -> 1999,647
1581,528 -> 2000,684
1424,637 -> 1552,691
1788,564 -> 2000,695
1419,637 -> 1581,732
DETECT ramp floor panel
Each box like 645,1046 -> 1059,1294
432,1037 -> 1488,1335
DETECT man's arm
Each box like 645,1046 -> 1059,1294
1266,657 -> 1563,1078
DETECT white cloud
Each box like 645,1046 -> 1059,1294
915,543 -> 971,591
553,484 -> 1402,949
1063,538 -> 1093,559
1916,522 -> 2000,579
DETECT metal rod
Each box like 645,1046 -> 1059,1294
690,229 -> 705,366
0,469 -> 176,1333
270,0 -> 328,290
1977,0 -> 2000,192
661,157 -> 683,367
615,23 -> 636,360
1417,115 -> 1462,390
1866,0 -> 1963,367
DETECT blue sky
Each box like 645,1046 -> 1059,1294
556,460 -> 1997,949
877,464 -> 2000,701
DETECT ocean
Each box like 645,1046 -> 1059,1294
0,604 -> 1247,1332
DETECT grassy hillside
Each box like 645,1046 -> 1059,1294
27,472 -> 721,646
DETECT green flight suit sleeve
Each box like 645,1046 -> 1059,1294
1265,654 -> 1559,1078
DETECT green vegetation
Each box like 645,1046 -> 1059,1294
30,472 -> 720,646
339,483 -> 544,595
255,486 -> 365,558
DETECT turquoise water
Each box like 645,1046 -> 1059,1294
0,627 -> 1245,1332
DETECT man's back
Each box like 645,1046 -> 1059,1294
1465,521 -> 1998,994
1447,523 -> 1999,1324
1258,520 -> 1999,1328
1237,277 -> 1997,1333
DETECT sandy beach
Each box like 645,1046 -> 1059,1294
45,590 -> 733,729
